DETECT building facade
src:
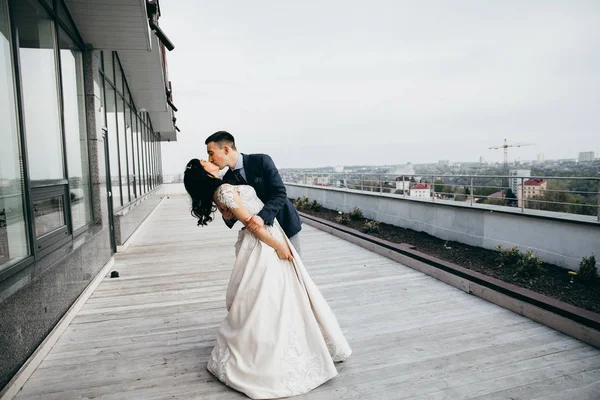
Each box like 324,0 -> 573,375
394,176 -> 411,194
517,179 -> 547,208
508,169 -> 531,194
410,183 -> 431,198
0,0 -> 177,390
578,152 -> 595,163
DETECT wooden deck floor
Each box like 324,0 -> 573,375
13,197 -> 600,399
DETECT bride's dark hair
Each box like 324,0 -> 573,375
183,158 -> 224,226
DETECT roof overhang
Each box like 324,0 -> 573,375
65,0 -> 152,51
119,34 -> 177,141
65,0 -> 177,141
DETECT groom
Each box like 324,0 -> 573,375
205,131 -> 302,254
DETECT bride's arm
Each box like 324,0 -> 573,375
216,185 -> 292,259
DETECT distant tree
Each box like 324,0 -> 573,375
506,189 -> 517,207
434,179 -> 452,196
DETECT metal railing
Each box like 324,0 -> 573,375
281,172 -> 600,221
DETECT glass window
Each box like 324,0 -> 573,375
116,95 -> 129,203
151,134 -> 156,188
140,117 -> 147,194
98,76 -> 107,194
104,81 -> 121,208
144,122 -> 150,190
14,0 -> 64,182
114,55 -> 123,94
40,0 -> 52,10
1,0 -> 29,270
134,114 -> 141,196
103,51 -> 113,84
157,141 -> 162,184
59,28 -> 91,231
148,132 -> 152,190
56,0 -> 78,43
33,194 -> 65,238
125,103 -> 136,199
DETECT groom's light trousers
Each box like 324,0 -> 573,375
289,234 -> 301,257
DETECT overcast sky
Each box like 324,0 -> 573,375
159,0 -> 599,174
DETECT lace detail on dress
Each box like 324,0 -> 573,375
207,346 -> 231,383
318,310 -> 352,362
235,185 -> 264,215
216,184 -> 239,209
283,333 -> 328,395
324,335 -> 351,362
216,184 -> 265,216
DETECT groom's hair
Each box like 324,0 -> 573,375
205,131 -> 236,150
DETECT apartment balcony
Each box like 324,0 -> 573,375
3,194 -> 599,399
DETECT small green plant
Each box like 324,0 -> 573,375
497,246 -> 544,278
513,250 -> 544,278
362,220 -> 380,233
335,213 -> 350,225
496,246 -> 522,268
578,254 -> 597,282
293,197 -> 311,211
350,207 -> 364,221
310,200 -> 322,212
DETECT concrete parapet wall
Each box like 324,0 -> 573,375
286,184 -> 600,270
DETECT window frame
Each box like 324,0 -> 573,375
1,0 -> 90,283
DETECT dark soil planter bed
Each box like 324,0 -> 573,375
296,204 -> 600,315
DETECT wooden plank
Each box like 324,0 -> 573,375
11,196 -> 600,400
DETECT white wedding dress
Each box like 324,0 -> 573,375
206,184 -> 351,399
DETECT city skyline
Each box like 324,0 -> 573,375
159,0 -> 600,174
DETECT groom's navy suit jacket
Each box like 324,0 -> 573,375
223,153 -> 302,239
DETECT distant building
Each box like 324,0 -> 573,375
394,176 -> 411,194
316,176 -> 330,185
578,152 -> 595,162
438,160 -> 450,167
488,191 -> 504,200
479,156 -> 485,164
509,169 -> 531,194
536,153 -> 545,163
301,176 -> 315,185
335,178 -> 347,188
517,179 -> 547,208
334,166 -> 344,173
410,183 -> 431,198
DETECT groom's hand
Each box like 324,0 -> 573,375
245,215 -> 264,233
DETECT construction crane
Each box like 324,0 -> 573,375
489,138 -> 535,173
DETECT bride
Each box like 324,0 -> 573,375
184,158 -> 351,399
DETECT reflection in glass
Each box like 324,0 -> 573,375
125,103 -> 136,199
14,0 -> 64,182
33,195 -> 65,238
148,132 -> 156,189
145,117 -> 151,190
103,51 -> 113,83
116,95 -> 129,203
0,0 -> 29,269
141,118 -> 148,194
60,29 -> 91,231
115,54 -> 123,94
104,82 -> 121,208
134,115 -> 142,196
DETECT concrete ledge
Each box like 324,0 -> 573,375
287,185 -> 600,270
299,211 -> 600,349
288,183 -> 600,226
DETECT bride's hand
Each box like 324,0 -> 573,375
276,243 -> 293,261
